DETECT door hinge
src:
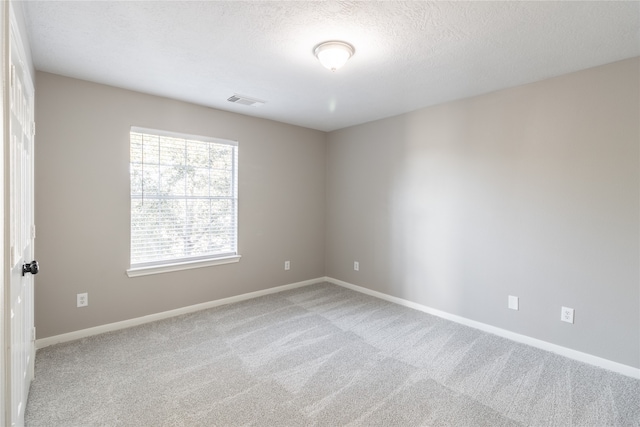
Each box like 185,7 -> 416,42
10,65 -> 14,88
31,224 -> 36,239
10,245 -> 15,266
31,327 -> 36,342
31,121 -> 36,137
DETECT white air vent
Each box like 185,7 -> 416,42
227,94 -> 265,107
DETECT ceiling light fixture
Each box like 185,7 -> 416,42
314,41 -> 355,72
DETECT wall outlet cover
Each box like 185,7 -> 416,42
77,292 -> 88,308
561,306 -> 574,323
508,295 -> 519,310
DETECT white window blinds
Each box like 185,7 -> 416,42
130,127 -> 238,268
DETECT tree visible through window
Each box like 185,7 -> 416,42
130,127 -> 238,269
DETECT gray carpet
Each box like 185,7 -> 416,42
25,283 -> 640,426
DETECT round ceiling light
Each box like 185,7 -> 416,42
314,41 -> 355,72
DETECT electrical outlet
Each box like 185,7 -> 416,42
354,261 -> 359,271
77,293 -> 88,308
561,306 -> 574,324
508,295 -> 519,310
284,261 -> 290,271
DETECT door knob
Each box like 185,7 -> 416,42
22,260 -> 39,276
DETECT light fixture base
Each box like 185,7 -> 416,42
314,41 -> 355,72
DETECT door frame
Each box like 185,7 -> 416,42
0,0 -> 7,422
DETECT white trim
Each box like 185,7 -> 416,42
126,255 -> 241,277
35,275 -> 640,379
324,277 -> 640,380
36,277 -> 323,349
131,126 -> 238,147
0,3 -> 7,424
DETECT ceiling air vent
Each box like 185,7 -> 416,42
227,94 -> 266,107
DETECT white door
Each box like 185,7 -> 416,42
4,6 -> 36,426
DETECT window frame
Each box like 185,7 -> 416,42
126,126 -> 240,277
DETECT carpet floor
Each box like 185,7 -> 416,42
25,282 -> 640,426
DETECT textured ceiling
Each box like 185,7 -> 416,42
23,1 -> 640,132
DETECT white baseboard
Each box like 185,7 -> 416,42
36,276 -> 640,379
324,276 -> 640,380
35,277 -> 323,350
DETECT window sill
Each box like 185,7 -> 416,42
127,255 -> 241,278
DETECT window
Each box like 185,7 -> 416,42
127,127 -> 239,277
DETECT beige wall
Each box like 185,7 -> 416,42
34,72 -> 326,338
35,58 -> 639,369
326,58 -> 640,368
